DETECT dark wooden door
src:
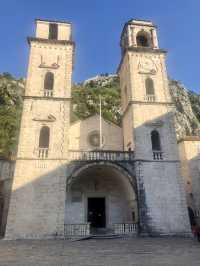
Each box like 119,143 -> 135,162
88,198 -> 106,228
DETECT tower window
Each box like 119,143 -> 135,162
151,130 -> 161,151
44,72 -> 54,96
49,23 -> 58,40
136,31 -> 151,47
39,126 -> 50,148
146,78 -> 155,95
145,78 -> 155,102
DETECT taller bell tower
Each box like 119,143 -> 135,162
5,19 -> 74,239
119,19 -> 191,235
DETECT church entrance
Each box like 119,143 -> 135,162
65,163 -> 138,237
88,197 -> 106,228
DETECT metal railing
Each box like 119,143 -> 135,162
44,89 -> 53,97
38,148 -> 49,159
64,223 -> 90,237
68,150 -> 134,161
145,95 -> 156,102
153,151 -> 163,160
113,223 -> 138,235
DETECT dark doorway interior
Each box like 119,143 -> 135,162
88,197 -> 106,228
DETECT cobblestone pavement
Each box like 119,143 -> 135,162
0,237 -> 200,266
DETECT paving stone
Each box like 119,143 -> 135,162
0,237 -> 199,266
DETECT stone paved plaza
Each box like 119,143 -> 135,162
0,237 -> 200,266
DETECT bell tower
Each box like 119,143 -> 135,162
5,19 -> 74,239
119,19 -> 191,235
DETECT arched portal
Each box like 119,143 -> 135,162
65,163 -> 138,234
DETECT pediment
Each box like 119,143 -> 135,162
33,114 -> 56,122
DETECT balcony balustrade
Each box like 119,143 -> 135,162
38,148 -> 49,159
44,89 -> 53,97
153,150 -> 163,160
68,150 -> 134,162
145,94 -> 156,102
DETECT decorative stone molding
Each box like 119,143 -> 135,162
145,120 -> 164,128
33,114 -> 56,122
138,58 -> 157,74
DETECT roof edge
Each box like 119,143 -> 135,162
35,18 -> 72,25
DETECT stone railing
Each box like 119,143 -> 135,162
64,223 -> 90,237
113,223 -> 138,235
68,150 -> 134,162
44,89 -> 53,97
153,151 -> 163,160
144,94 -> 156,102
38,148 -> 49,159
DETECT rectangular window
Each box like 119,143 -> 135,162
49,23 -> 58,40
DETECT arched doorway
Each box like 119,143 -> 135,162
65,163 -> 138,236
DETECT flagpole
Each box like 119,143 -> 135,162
99,95 -> 102,149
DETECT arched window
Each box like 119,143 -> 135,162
39,126 -> 50,148
151,130 -> 161,151
136,31 -> 150,47
49,23 -> 58,40
145,78 -> 155,95
44,72 -> 54,97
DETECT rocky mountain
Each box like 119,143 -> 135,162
169,80 -> 200,139
0,73 -> 199,157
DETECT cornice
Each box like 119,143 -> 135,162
35,18 -> 72,25
23,96 -> 71,101
27,37 -> 75,47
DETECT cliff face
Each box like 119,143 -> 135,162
0,73 -> 199,157
169,80 -> 200,139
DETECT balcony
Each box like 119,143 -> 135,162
153,151 -> 163,160
38,148 -> 49,159
44,89 -> 53,97
144,94 -> 156,102
68,150 -> 134,162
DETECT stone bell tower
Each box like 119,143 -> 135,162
5,19 -> 74,239
118,19 -> 191,235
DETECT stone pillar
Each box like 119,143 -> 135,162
151,28 -> 159,48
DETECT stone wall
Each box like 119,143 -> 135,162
178,137 -> 200,221
136,161 -> 191,235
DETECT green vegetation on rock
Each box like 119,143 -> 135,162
0,73 -> 24,158
71,75 -> 121,125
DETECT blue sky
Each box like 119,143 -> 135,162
0,0 -> 199,92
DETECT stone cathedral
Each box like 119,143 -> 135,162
4,19 -> 193,239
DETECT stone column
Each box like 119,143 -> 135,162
151,29 -> 158,48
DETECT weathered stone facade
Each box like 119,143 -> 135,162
5,19 -> 193,239
178,136 -> 200,223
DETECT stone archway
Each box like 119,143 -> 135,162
65,162 -> 138,236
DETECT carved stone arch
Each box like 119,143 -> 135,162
136,30 -> 152,47
66,161 -> 137,194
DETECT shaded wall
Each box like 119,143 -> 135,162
0,159 -> 15,236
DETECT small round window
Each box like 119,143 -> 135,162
88,131 -> 105,148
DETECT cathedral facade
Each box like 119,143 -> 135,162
5,19 -> 192,239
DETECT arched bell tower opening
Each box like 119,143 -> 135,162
65,163 -> 138,235
136,30 -> 152,47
